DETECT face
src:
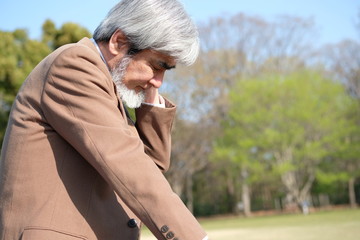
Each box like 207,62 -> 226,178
122,49 -> 176,92
110,49 -> 176,108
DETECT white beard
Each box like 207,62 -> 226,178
110,56 -> 145,108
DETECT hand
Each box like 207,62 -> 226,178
144,87 -> 161,104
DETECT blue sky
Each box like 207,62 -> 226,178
0,0 -> 359,46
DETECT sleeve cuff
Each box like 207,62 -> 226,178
141,102 -> 165,108
142,95 -> 166,108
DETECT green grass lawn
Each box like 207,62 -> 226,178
141,208 -> 360,240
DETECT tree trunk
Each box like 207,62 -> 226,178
171,177 -> 184,197
242,181 -> 251,217
226,172 -> 240,214
241,168 -> 251,217
185,173 -> 194,213
348,177 -> 357,208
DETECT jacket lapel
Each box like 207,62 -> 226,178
77,37 -> 128,121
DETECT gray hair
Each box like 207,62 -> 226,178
93,0 -> 199,65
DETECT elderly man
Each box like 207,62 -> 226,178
0,0 -> 208,239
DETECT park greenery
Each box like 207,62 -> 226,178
0,12 -> 359,218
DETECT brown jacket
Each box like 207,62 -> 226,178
0,38 -> 206,240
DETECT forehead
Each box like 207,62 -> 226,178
135,49 -> 176,67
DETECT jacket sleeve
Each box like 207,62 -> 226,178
40,45 -> 206,240
135,99 -> 176,172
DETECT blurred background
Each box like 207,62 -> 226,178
1,0 -> 359,239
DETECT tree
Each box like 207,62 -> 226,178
41,19 -> 91,50
213,71 -> 353,213
318,99 -> 360,208
54,22 -> 91,49
165,117 -> 210,213
42,19 -> 57,48
0,29 -> 51,145
198,14 -> 315,78
320,40 -> 360,99
162,13 -> 318,216
314,10 -> 360,207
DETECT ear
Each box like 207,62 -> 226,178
108,29 -> 129,56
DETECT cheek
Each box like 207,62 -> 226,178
126,64 -> 154,82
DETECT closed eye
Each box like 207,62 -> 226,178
150,64 -> 161,71
159,61 -> 176,70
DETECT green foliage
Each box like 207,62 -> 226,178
42,19 -> 57,47
0,30 -> 51,102
192,162 -> 242,216
212,70 -> 358,207
316,170 -> 349,185
42,19 -> 91,50
54,22 -> 91,49
0,31 -> 20,98
0,29 -> 51,146
316,99 -> 360,196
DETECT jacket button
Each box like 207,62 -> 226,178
166,231 -> 174,239
161,225 -> 169,233
127,219 -> 137,228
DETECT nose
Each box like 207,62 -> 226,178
149,71 -> 165,88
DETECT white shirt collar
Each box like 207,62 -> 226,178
90,38 -> 109,69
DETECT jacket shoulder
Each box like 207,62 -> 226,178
52,38 -> 103,65
46,38 -> 111,86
